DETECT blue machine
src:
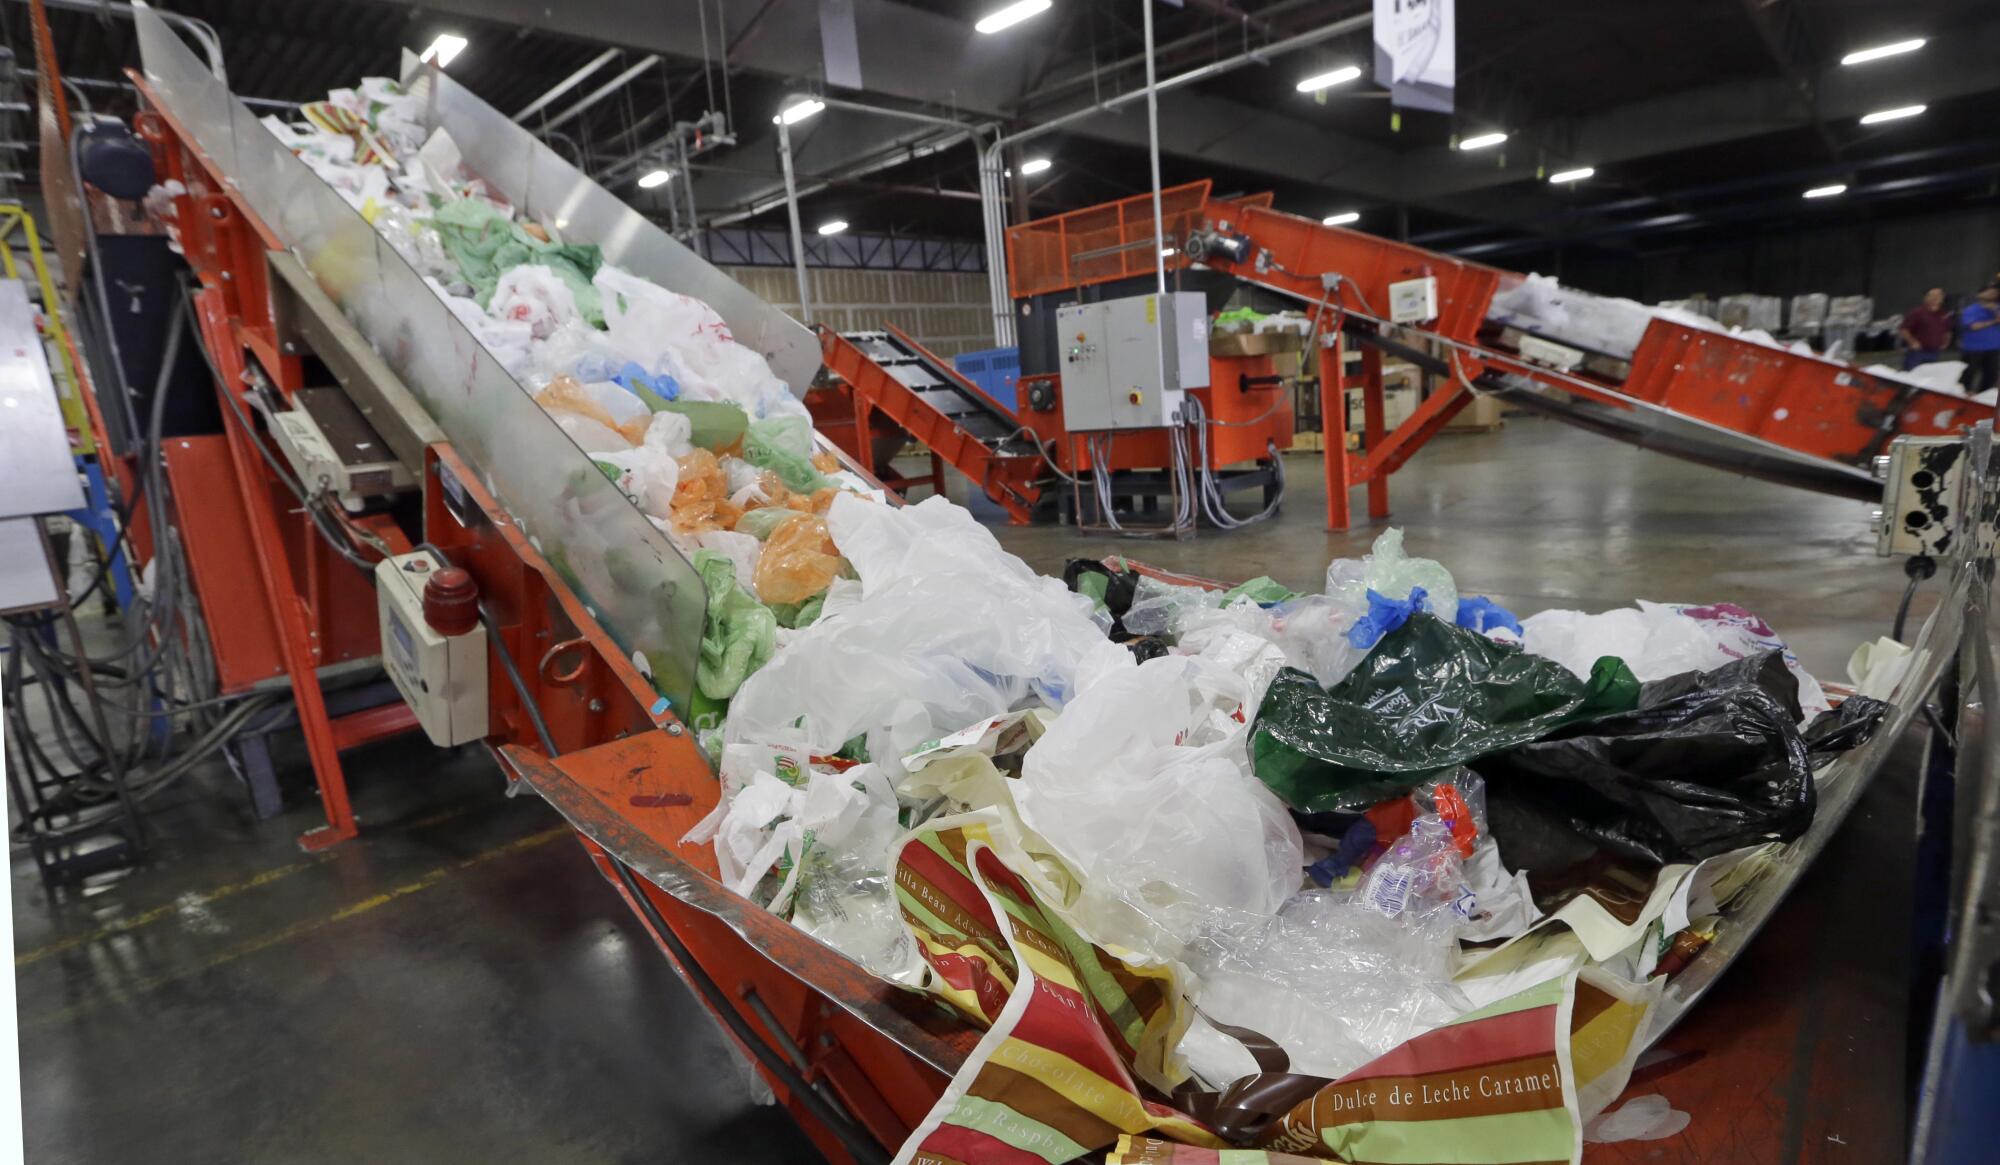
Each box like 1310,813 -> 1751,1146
951,346 -> 1020,414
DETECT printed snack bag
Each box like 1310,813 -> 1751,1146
891,810 -> 1223,1165
1253,969 -> 1658,1164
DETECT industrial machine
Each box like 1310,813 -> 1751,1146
812,180 -> 1991,534
11,9 -> 1988,1162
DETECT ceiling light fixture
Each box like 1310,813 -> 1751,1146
1322,212 -> 1360,226
1019,157 -> 1052,175
1803,183 -> 1847,199
1296,66 -> 1362,93
975,0 -> 1052,35
818,220 -> 849,236
1549,166 -> 1595,184
637,169 -> 672,189
419,34 -> 467,67
1841,38 -> 1925,66
1860,104 -> 1926,125
774,99 -> 825,126
1458,131 -> 1508,151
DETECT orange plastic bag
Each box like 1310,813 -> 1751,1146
671,449 -> 745,534
536,374 -> 649,444
753,513 -> 844,604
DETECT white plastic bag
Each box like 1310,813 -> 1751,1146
426,275 -> 535,376
489,263 -> 582,339
1520,605 -> 1724,683
725,495 -> 1131,773
1523,600 -> 1829,715
595,409 -> 701,517
594,265 -> 803,421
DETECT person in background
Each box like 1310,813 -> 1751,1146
1899,287 -> 1954,370
1960,286 -> 2000,394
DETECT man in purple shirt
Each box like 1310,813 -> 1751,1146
1899,287 -> 1954,370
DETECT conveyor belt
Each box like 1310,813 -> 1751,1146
820,324 -> 1051,524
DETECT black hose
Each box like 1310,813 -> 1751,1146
608,860 -> 890,1165
1893,555 -> 1937,642
477,604 -> 560,759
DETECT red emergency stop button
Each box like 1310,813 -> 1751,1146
423,567 -> 480,637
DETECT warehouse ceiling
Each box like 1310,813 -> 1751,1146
5,0 -> 1998,269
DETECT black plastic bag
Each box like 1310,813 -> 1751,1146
1063,558 -> 1140,636
1474,650 -> 1889,865
1249,613 -> 1641,812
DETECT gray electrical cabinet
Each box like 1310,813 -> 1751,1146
1056,291 -> 1210,432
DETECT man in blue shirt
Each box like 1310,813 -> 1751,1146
1961,287 -> 2000,395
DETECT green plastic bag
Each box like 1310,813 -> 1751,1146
770,592 -> 827,629
693,550 -> 777,701
431,199 -> 605,324
744,415 -> 829,493
639,399 -> 748,452
733,507 -> 798,541
1222,575 -> 1296,605
1249,613 -> 1640,812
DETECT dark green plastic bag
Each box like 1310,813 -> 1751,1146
1249,613 -> 1639,811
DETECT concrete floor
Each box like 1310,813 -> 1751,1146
10,415 -> 1932,1163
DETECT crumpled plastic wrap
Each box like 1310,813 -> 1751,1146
535,374 -> 649,445
1016,653 -> 1306,959
668,449 -> 743,533
751,513 -> 844,605
1180,890 -> 1470,1083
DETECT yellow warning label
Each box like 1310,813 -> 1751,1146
1145,297 -> 1157,324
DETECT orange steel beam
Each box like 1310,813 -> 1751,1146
189,286 -> 361,849
1194,201 -> 1503,530
1195,196 -> 1997,527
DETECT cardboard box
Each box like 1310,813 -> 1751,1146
1445,392 -> 1504,431
1210,330 -> 1306,358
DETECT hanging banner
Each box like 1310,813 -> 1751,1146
1374,0 -> 1455,113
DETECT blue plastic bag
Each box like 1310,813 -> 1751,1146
1347,585 -> 1430,649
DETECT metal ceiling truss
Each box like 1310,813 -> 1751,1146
701,224 -> 983,273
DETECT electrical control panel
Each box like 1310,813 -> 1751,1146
1874,435 -> 1969,558
1388,275 -> 1440,324
375,550 -> 489,747
1056,291 -> 1210,431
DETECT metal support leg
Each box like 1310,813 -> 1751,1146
192,290 -> 359,850
1319,336 -> 1352,531
225,730 -> 284,821
1362,343 -> 1389,521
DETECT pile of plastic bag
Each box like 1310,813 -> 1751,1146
262,80 -> 1896,1165
693,515 -> 1888,1164
261,78 -> 893,709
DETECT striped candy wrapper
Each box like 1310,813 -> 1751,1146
1106,1135 -> 1325,1163
892,810 -> 1222,1165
